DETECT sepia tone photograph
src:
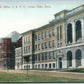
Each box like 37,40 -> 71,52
0,0 -> 84,83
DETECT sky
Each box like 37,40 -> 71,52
0,1 -> 84,37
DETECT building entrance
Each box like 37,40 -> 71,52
59,57 -> 62,69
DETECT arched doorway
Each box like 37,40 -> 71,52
75,49 -> 82,67
67,23 -> 72,43
67,51 -> 72,67
75,20 -> 82,41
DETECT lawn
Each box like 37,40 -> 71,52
0,72 -> 83,82
66,68 -> 84,73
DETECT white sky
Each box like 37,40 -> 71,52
0,1 -> 84,37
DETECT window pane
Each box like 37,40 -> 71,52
60,25 -> 62,40
53,29 -> 55,36
57,27 -> 59,40
49,30 -> 51,37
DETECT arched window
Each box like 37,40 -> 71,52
67,23 -> 72,43
67,51 -> 72,67
76,49 -> 82,67
75,20 -> 82,41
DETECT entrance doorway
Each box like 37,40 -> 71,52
59,57 -> 62,69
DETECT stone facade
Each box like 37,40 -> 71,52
21,4 -> 84,70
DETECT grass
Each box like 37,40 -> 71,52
66,68 -> 84,73
0,72 -> 83,82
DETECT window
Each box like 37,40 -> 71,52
28,46 -> 30,53
45,53 -> 47,60
35,35 -> 37,41
35,54 -> 37,61
38,34 -> 40,40
49,30 -> 51,37
45,64 -> 47,69
45,42 -> 47,49
35,45 -> 37,51
42,64 -> 44,68
49,52 -> 52,60
57,27 -> 59,41
24,47 -> 26,54
28,37 -> 30,43
41,43 -> 44,50
53,63 -> 55,68
38,54 -> 40,61
53,51 -> 56,59
17,63 -> 19,68
38,44 -> 40,50
53,29 -> 55,36
38,64 -> 40,68
42,53 -> 44,61
53,40 -> 55,47
24,38 -> 26,44
60,25 -> 62,40
49,41 -> 52,48
41,33 -> 44,39
45,32 -> 47,38
0,46 -> 1,52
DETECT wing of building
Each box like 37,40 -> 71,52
0,31 -> 22,70
15,4 -> 84,70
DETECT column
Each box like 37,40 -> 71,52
63,23 -> 67,46
72,49 -> 76,68
81,18 -> 84,42
72,21 -> 76,44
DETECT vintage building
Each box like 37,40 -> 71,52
0,31 -> 22,70
21,4 -> 84,70
15,47 -> 23,70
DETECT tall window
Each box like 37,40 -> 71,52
41,43 -> 44,50
76,20 -> 82,41
38,44 -> 40,50
49,41 -> 52,48
76,49 -> 82,67
35,54 -> 37,61
49,52 -> 52,60
67,51 -> 72,67
45,32 -> 47,38
49,30 -> 51,37
42,53 -> 44,61
53,51 -> 55,59
53,29 -> 55,36
60,25 -> 62,40
35,45 -> 37,51
0,46 -> 1,52
57,27 -> 59,41
38,54 -> 40,61
53,63 -> 55,68
67,23 -> 72,43
35,35 -> 37,41
41,33 -> 44,39
53,40 -> 55,47
38,34 -> 40,40
45,53 -> 47,60
45,42 -> 47,49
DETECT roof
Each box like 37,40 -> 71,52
6,31 -> 22,42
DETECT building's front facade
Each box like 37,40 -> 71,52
21,5 -> 84,70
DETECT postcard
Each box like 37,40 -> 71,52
0,0 -> 84,83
